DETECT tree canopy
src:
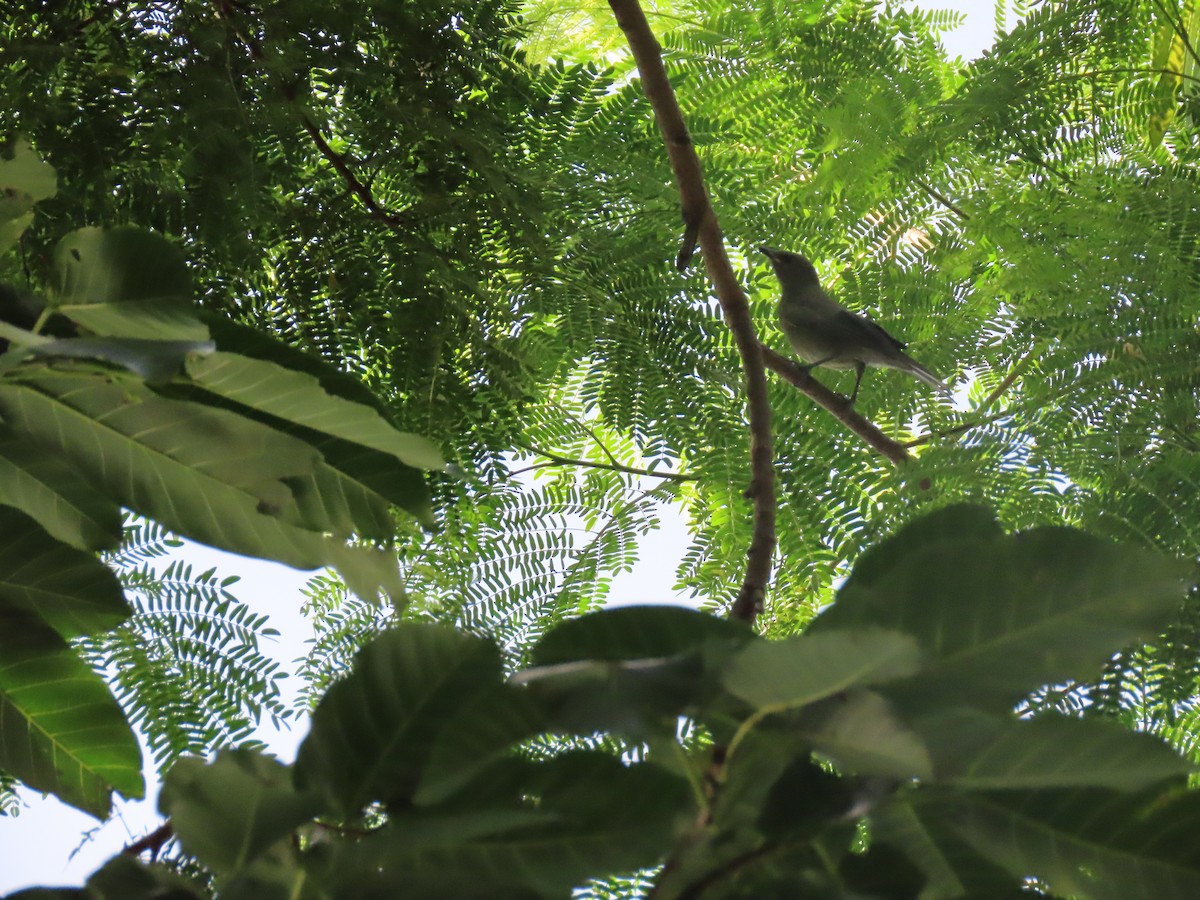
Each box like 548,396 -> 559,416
4,0 -> 1200,896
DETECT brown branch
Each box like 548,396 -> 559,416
760,346 -> 911,466
297,114 -> 410,229
122,821 -> 174,859
608,0 -> 775,625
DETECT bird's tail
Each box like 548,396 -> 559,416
899,356 -> 953,397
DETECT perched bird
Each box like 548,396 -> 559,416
760,247 -> 950,404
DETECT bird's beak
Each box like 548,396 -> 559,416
758,246 -> 779,260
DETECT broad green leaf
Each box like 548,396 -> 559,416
51,227 -> 209,341
0,608 -> 143,818
813,520 -> 1188,713
415,682 -> 548,805
872,794 -> 1026,900
198,311 -> 393,417
530,604 -> 752,664
1149,2 -> 1198,146
286,427 -> 433,529
516,652 -> 706,738
838,504 -> 1003,592
0,368 -> 317,513
799,689 -> 933,780
295,624 -> 504,816
0,368 -> 402,598
4,856 -> 208,899
0,507 -> 129,639
898,787 -> 1200,899
0,429 -> 124,551
0,137 -> 57,203
83,857 -> 208,900
283,458 -> 397,541
646,729 -> 798,897
0,137 -> 56,252
160,748 -> 323,873
916,711 -> 1194,791
186,350 -> 444,471
1149,17 -> 1185,147
722,629 -> 921,709
325,752 -> 689,899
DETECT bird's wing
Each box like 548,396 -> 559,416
828,310 -> 906,355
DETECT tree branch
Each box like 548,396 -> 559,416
296,115 -> 411,228
759,346 -> 912,466
122,821 -> 174,859
608,0 -> 775,625
509,441 -> 697,482
212,0 -> 410,230
912,176 -> 970,221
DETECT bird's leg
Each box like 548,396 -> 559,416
846,362 -> 866,406
797,354 -> 837,376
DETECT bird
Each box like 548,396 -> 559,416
759,247 -> 951,405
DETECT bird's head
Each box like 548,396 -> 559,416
759,247 -> 820,285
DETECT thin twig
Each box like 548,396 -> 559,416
212,0 -> 409,228
568,412 -> 622,467
608,0 -> 775,625
296,115 -> 410,228
903,351 -> 1032,449
509,441 -> 697,482
912,176 -> 970,221
759,346 -> 912,466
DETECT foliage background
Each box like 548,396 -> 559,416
4,0 -> 1200,891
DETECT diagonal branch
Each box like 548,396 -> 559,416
759,346 -> 911,465
608,0 -> 774,625
509,440 -> 697,482
296,114 -> 409,229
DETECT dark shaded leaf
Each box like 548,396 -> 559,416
294,624 -> 503,816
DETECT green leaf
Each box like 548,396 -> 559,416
84,856 -> 208,900
0,607 -> 143,818
898,787 -> 1200,900
872,794 -> 1025,900
0,368 -> 402,599
4,856 -> 208,899
415,682 -> 548,806
160,748 -> 323,873
0,428 -> 124,551
50,227 -> 208,341
295,624 -> 505,816
814,519 -> 1188,714
839,504 -> 1004,592
1148,5 -> 1197,147
516,652 -> 707,739
325,752 -> 690,898
185,350 -> 444,472
916,710 -> 1194,791
722,628 -> 921,709
530,604 -> 752,665
799,689 -> 933,780
0,506 -> 130,639
0,367 -> 316,512
0,137 -> 56,252
282,458 -> 398,541
198,311 -> 393,417
284,428 -> 434,530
